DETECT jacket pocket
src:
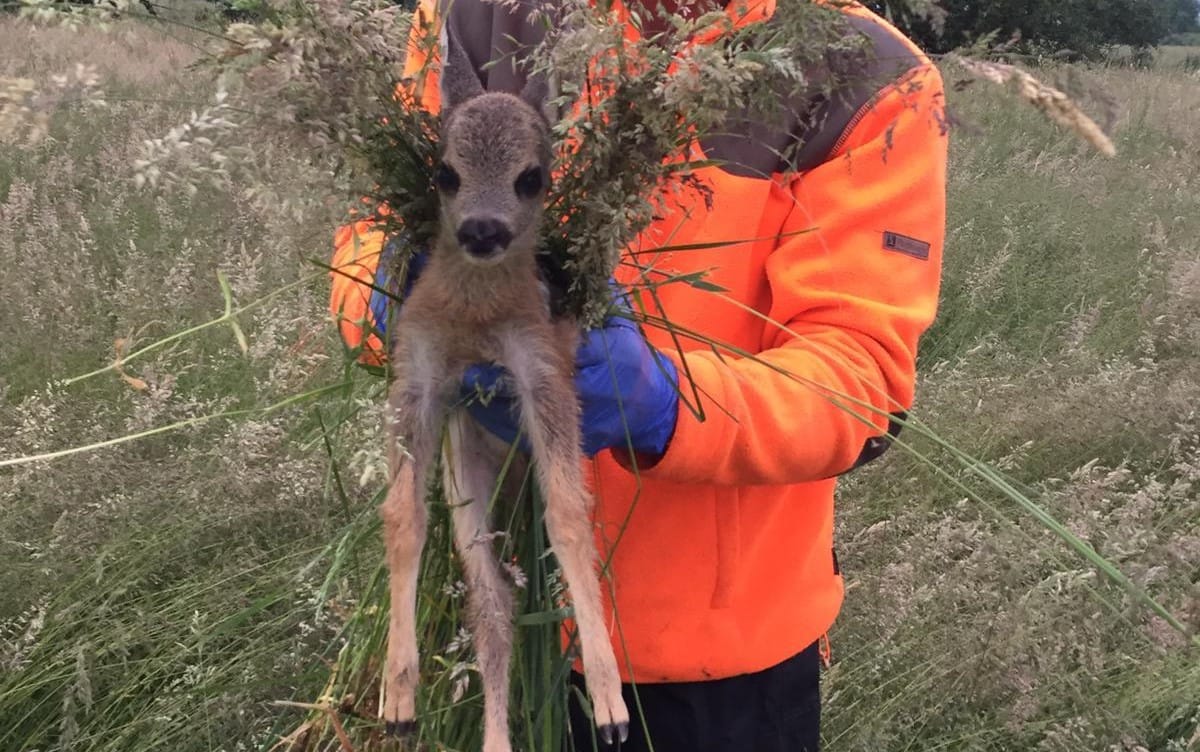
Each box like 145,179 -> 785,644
711,493 -> 742,609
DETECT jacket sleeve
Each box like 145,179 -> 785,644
638,64 -> 948,486
329,0 -> 440,365
330,218 -> 390,366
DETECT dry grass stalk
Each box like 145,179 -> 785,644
270,700 -> 356,752
0,64 -> 104,144
948,54 -> 1117,157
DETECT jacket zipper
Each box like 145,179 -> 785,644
826,63 -> 924,159
827,84 -> 892,158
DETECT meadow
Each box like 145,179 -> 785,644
1,12 -> 1198,752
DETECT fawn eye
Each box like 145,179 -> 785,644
514,167 -> 544,199
434,163 -> 460,194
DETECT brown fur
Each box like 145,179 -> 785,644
377,30 -> 629,752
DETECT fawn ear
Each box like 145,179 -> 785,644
439,22 -> 484,112
519,72 -> 549,117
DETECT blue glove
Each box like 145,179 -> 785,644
368,237 -> 428,338
462,307 -> 680,459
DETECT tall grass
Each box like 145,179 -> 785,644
1,11 -> 1198,752
825,58 -> 1200,750
0,14 -> 355,750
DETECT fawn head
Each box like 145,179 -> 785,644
435,26 -> 551,265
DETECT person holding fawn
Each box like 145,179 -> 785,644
330,0 -> 948,749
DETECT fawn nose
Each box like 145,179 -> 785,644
456,218 -> 513,258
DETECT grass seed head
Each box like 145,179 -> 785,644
949,55 -> 1117,157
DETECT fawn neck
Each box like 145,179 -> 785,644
423,239 -> 544,326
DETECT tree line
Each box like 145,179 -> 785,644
866,0 -> 1200,58
14,1 -> 1199,59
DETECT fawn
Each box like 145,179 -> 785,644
377,27 -> 631,752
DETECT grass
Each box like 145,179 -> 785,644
825,55 -> 1200,750
1,11 -> 1199,752
1155,45 -> 1200,70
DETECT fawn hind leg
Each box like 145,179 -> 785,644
501,336 -> 630,744
379,388 -> 438,736
444,411 -> 516,752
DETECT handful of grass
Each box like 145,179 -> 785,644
218,0 -> 856,325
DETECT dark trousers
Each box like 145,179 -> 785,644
567,641 -> 821,752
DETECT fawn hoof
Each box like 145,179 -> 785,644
598,721 -> 629,746
385,719 -> 417,738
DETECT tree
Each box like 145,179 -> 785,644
865,0 -> 1200,58
1165,0 -> 1200,33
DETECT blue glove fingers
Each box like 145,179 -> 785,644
453,273 -> 681,459
574,336 -> 624,454
631,353 -> 680,456
465,399 -> 527,450
369,241 -> 429,338
575,314 -> 637,368
368,261 -> 391,338
462,364 -> 528,451
574,322 -> 680,457
459,339 -> 679,459
462,363 -> 515,400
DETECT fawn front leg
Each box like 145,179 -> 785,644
444,411 -> 516,752
500,334 -> 630,745
380,384 -> 439,736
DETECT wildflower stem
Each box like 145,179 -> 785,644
0,381 -> 349,468
59,271 -> 325,387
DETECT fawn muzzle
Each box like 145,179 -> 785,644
457,217 -> 514,259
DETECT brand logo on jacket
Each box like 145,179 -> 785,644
883,231 -> 930,260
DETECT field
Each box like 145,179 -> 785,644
2,12 -> 1199,752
